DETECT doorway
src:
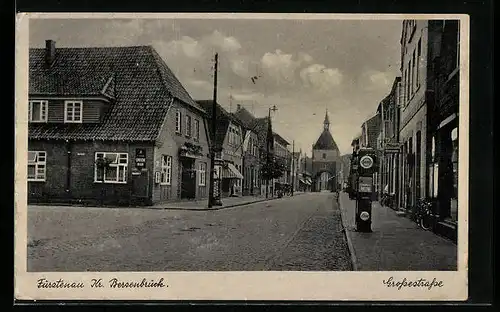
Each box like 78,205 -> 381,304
180,157 -> 196,199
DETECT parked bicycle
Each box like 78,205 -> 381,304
414,198 -> 434,230
380,193 -> 396,209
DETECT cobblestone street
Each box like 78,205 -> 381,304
27,192 -> 353,271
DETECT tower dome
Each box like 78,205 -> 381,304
313,109 -> 339,151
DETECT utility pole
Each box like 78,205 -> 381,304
208,53 -> 219,208
291,140 -> 295,196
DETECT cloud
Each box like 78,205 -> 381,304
260,49 -> 303,85
229,57 -> 252,78
160,36 -> 206,59
361,70 -> 394,91
203,30 -> 242,53
300,64 -> 343,92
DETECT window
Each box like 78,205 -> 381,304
161,155 -> 172,185
198,162 -> 206,186
185,115 -> 192,137
417,38 -> 422,88
194,119 -> 200,140
175,110 -> 182,133
94,152 -> 128,183
322,153 -> 326,159
28,151 -> 46,181
406,60 -> 411,102
28,100 -> 48,122
64,101 -> 83,123
403,69 -> 407,106
412,50 -> 416,93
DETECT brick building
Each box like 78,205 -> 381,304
28,41 -> 211,206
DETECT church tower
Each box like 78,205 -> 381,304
311,109 -> 342,192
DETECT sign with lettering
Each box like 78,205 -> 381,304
135,149 -> 146,168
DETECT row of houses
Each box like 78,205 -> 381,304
348,20 -> 460,241
27,40 -> 297,206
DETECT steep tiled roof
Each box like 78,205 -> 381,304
364,114 -> 382,149
273,132 -> 290,146
196,100 -> 231,148
29,45 -> 202,141
313,130 -> 339,150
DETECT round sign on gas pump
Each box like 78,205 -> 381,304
360,211 -> 370,221
359,155 -> 374,169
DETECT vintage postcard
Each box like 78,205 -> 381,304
15,13 -> 469,301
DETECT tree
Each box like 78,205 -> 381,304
260,153 -> 287,181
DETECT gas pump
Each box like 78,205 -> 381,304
355,148 -> 378,232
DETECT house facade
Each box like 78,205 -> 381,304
28,41 -> 211,206
232,105 -> 261,196
377,77 -> 402,204
426,20 -> 460,240
398,19 -> 444,212
197,100 -> 244,198
273,132 -> 290,189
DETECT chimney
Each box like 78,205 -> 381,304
45,40 -> 56,67
236,104 -> 241,111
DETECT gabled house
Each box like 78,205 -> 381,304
232,105 -> 261,196
273,132 -> 291,187
28,40 -> 211,206
197,100 -> 244,197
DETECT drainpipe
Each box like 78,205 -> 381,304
66,139 -> 72,200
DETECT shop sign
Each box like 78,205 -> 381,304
135,148 -> 146,168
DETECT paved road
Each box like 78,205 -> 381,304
27,192 -> 353,272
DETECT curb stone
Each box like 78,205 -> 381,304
30,193 -> 306,212
337,193 -> 359,271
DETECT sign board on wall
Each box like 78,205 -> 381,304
135,148 -> 146,169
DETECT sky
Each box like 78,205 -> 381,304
29,17 -> 403,155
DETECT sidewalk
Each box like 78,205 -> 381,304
152,192 -> 306,211
338,192 -> 457,271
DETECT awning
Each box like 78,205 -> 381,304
221,163 -> 244,179
299,178 -> 306,184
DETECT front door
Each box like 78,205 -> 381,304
181,157 -> 196,199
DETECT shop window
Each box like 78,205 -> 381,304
95,152 -> 128,183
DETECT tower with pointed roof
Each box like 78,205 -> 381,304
311,109 -> 342,192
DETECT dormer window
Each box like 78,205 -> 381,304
64,100 -> 83,123
28,100 -> 48,122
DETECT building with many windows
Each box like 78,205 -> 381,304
28,40 -> 212,205
398,19 -> 445,212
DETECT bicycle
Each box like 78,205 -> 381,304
414,198 -> 433,230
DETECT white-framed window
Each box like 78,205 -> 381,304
175,110 -> 182,133
94,152 -> 128,183
198,162 -> 206,186
161,155 -> 172,185
28,100 -> 48,122
194,119 -> 200,140
28,151 -> 46,181
185,115 -> 192,137
64,100 -> 83,123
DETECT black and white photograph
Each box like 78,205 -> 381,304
15,13 -> 468,301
